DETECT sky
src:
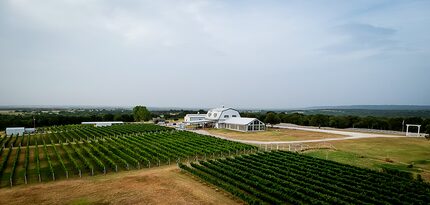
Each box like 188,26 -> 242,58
0,0 -> 429,109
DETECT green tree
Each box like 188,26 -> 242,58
426,124 -> 430,140
264,112 -> 280,127
133,106 -> 151,122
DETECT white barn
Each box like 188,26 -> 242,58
184,107 -> 266,132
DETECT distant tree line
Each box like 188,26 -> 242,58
241,112 -> 430,134
0,113 -> 134,130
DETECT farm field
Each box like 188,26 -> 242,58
205,128 -> 344,142
304,137 -> 430,181
0,124 -> 255,188
180,151 -> 430,205
0,165 -> 239,205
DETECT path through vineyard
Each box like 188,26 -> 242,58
0,165 -> 240,205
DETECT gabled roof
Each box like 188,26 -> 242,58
222,117 -> 263,125
206,107 -> 239,120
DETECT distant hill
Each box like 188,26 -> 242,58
305,105 -> 430,111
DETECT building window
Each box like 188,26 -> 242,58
224,115 -> 229,118
214,113 -> 218,118
208,112 -> 212,117
232,115 -> 237,117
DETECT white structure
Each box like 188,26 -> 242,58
5,127 -> 36,136
184,107 -> 266,132
406,124 -> 422,137
81,121 -> 124,127
218,117 -> 266,132
184,114 -> 206,122
6,127 -> 25,136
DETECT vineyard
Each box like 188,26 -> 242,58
180,151 -> 430,205
0,124 -> 255,187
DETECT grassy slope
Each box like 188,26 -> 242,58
304,137 -> 430,181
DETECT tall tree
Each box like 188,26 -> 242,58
133,106 -> 151,122
264,112 -> 280,127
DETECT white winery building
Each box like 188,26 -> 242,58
184,107 -> 266,132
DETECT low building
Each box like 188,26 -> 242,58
5,127 -> 35,136
81,121 -> 124,127
218,117 -> 266,132
184,114 -> 206,122
6,127 -> 25,136
184,107 -> 266,132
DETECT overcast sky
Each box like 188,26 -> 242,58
0,0 -> 429,109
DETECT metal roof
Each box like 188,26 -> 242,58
222,117 -> 262,125
185,114 -> 206,117
6,127 -> 25,130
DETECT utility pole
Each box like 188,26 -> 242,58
402,120 -> 405,132
33,116 -> 36,129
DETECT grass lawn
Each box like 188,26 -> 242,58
304,137 -> 430,181
205,128 -> 344,142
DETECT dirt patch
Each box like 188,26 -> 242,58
0,166 -> 240,205
205,128 -> 344,142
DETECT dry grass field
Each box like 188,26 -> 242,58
205,128 -> 344,141
0,165 -> 241,205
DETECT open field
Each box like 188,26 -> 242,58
180,151 -> 430,205
0,124 -> 255,188
204,128 -> 344,142
304,137 -> 430,181
0,165 -> 240,205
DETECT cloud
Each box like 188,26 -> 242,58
324,23 -> 397,54
0,0 -> 429,108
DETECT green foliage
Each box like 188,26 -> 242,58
133,106 -> 152,122
181,151 -> 430,204
241,112 -> 430,132
264,112 -> 280,125
0,124 -> 255,187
